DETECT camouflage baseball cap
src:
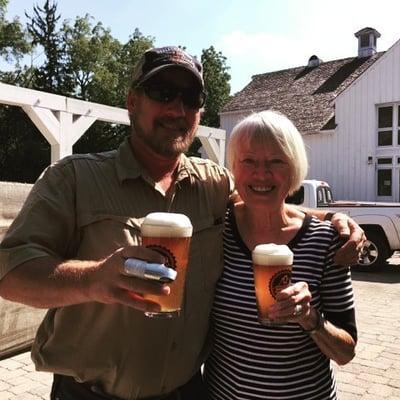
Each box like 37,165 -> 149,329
131,46 -> 204,89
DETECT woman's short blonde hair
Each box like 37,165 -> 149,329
227,110 -> 308,195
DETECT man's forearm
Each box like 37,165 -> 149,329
0,247 -> 176,312
0,256 -> 97,308
297,206 -> 330,221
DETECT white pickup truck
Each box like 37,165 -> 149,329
285,180 -> 400,269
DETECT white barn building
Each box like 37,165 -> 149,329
220,27 -> 400,202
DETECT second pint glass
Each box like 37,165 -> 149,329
141,212 -> 192,318
252,244 -> 293,326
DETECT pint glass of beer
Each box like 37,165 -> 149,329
252,244 -> 293,326
141,212 -> 192,318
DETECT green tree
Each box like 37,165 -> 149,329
0,1 -> 47,183
62,17 -> 154,107
200,46 -> 231,128
25,0 -> 72,93
62,15 -> 121,103
114,28 -> 154,106
0,105 -> 50,182
0,0 -> 30,64
65,23 -> 154,153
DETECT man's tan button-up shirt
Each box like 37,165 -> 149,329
0,138 -> 232,399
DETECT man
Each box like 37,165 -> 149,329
0,46 -> 363,400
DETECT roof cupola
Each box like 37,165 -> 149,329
307,55 -> 322,67
354,27 -> 381,57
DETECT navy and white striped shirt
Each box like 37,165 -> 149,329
204,205 -> 356,400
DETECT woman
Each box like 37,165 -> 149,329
204,110 -> 357,400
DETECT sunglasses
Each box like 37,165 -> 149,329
139,84 -> 206,109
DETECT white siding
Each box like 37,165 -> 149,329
220,111 -> 250,161
304,78 -> 378,201
220,112 -> 249,139
332,39 -> 400,201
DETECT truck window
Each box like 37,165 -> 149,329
285,187 -> 304,205
325,188 -> 334,203
316,186 -> 333,207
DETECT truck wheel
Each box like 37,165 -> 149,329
357,231 -> 390,270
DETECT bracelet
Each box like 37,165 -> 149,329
303,309 -> 325,334
324,212 -> 335,221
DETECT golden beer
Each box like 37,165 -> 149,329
252,244 -> 293,326
141,212 -> 192,317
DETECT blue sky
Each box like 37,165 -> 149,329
4,0 -> 400,94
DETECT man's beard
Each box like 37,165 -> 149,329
131,114 -> 196,158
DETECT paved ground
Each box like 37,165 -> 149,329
0,254 -> 399,400
333,255 -> 400,400
0,353 -> 51,399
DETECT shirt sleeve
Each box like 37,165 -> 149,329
320,229 -> 358,342
0,159 -> 78,279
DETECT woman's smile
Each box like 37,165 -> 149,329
249,185 -> 275,193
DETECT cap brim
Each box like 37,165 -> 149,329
135,64 -> 204,89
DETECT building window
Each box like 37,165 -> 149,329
376,105 -> 399,199
377,158 -> 393,197
377,157 -> 393,165
377,169 -> 392,196
378,106 -> 393,146
378,106 -> 392,127
398,106 -> 400,145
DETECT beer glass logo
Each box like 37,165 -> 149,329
269,270 -> 291,299
146,245 -> 177,270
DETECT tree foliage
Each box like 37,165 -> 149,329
201,46 -> 231,128
63,16 -> 121,103
25,0 -> 73,93
0,0 -> 30,63
66,24 -> 154,154
188,47 -> 231,157
0,1 -> 230,182
0,106 -> 50,182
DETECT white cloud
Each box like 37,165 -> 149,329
217,30 -> 317,93
218,30 -> 306,66
218,23 -> 399,94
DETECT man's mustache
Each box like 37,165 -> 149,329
155,117 -> 188,131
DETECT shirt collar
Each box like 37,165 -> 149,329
115,137 -> 202,183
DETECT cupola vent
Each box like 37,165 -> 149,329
307,55 -> 322,68
354,27 -> 381,57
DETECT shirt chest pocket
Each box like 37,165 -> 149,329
77,214 -> 143,260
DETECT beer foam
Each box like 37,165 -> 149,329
252,244 -> 293,265
141,212 -> 193,237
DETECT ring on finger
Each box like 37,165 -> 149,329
293,304 -> 303,316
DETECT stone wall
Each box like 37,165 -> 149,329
0,181 -> 45,360
0,181 -> 33,241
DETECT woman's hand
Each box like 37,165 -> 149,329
267,281 -> 312,324
267,280 -> 356,365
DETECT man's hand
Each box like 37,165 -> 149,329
330,213 -> 366,266
0,245 -> 173,311
88,245 -> 171,313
